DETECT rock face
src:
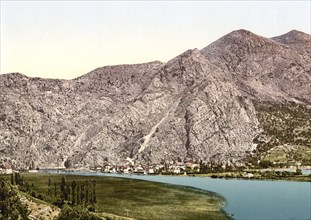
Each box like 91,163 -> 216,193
0,29 -> 310,169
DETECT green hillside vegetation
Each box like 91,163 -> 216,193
2,173 -> 229,220
0,179 -> 30,219
250,101 -> 311,166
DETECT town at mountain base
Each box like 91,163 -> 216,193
0,29 -> 310,171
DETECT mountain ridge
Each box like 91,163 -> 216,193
1,29 -> 310,169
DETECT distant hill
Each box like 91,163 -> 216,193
1,29 -> 310,169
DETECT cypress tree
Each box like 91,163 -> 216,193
77,185 -> 80,205
71,181 -> 76,206
21,176 -> 24,186
93,179 -> 96,204
85,180 -> 89,206
54,183 -> 57,197
60,177 -> 66,200
89,183 -> 93,205
66,185 -> 70,201
15,173 -> 21,185
48,178 -> 51,197
81,183 -> 85,206
10,173 -> 14,185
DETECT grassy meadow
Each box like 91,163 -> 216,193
11,173 -> 229,220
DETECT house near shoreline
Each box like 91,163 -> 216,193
98,161 -> 204,175
28,170 -> 39,173
245,173 -> 254,178
0,164 -> 13,174
173,167 -> 182,174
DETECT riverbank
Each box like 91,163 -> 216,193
7,170 -> 310,219
5,173 -> 230,220
183,172 -> 311,182
38,167 -> 311,182
93,173 -> 310,220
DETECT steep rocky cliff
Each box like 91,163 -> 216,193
1,29 -> 310,169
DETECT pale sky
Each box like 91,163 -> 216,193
1,1 -> 310,79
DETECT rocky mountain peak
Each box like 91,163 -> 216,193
202,29 -> 274,52
200,29 -> 288,76
272,29 -> 311,45
200,29 -> 311,104
271,30 -> 311,69
225,29 -> 267,41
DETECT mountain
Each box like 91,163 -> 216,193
272,30 -> 311,52
1,29 -> 310,169
201,29 -> 311,104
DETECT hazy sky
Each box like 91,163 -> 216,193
1,1 -> 310,79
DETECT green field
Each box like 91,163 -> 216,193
14,173 -> 229,220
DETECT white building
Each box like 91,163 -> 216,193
173,167 -> 181,174
148,168 -> 155,174
245,173 -> 254,178
28,170 -> 38,173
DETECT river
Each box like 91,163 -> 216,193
47,171 -> 311,220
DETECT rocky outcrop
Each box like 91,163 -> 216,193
0,29 -> 310,169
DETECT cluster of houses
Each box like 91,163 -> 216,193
1,158 -> 308,176
0,158 -> 201,175
0,162 -> 39,174
91,160 -> 201,175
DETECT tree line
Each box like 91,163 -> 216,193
47,177 -> 97,211
199,160 -> 237,173
2,173 -> 102,220
9,173 -> 98,210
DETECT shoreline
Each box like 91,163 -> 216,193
3,170 -> 310,219
9,172 -> 231,220
35,170 -> 311,219
37,169 -> 311,182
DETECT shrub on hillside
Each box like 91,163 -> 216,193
56,205 -> 102,220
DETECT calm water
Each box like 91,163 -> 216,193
51,171 -> 311,220
302,169 -> 311,175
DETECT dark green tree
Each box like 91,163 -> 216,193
76,185 -> 81,205
15,173 -> 22,185
199,160 -> 209,174
21,175 -> 25,186
60,177 -> 66,200
85,180 -> 89,206
92,179 -> 96,204
295,168 -> 302,175
71,181 -> 76,206
54,182 -> 57,197
10,173 -> 15,185
81,183 -> 85,206
259,160 -> 273,168
66,184 -> 70,202
47,178 -> 52,197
